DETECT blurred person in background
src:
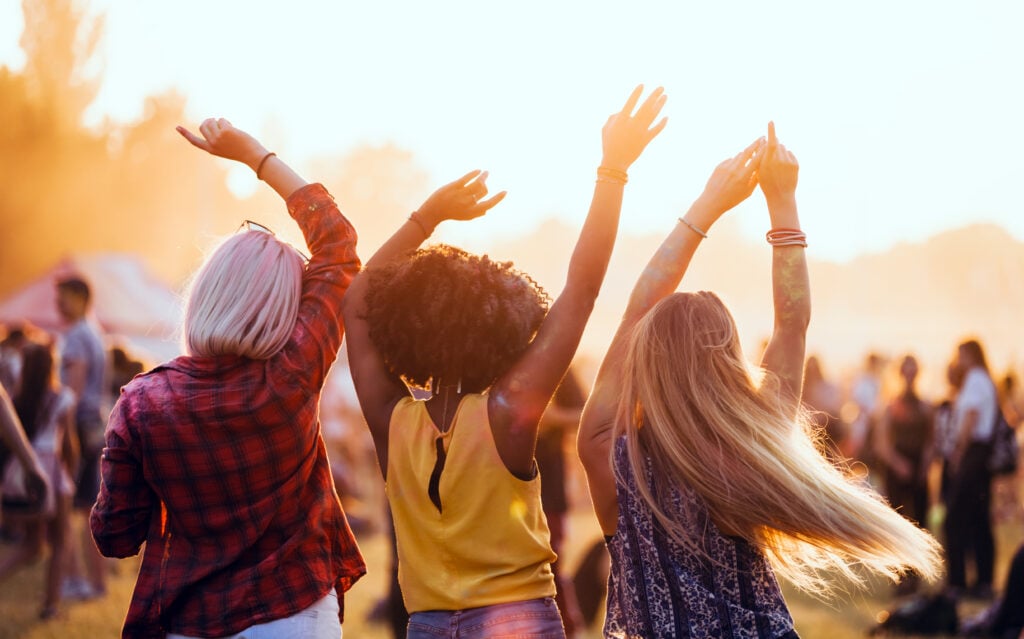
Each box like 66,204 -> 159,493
0,384 -> 51,528
54,275 -> 108,600
1,324 -> 35,396
0,341 -> 78,619
993,371 -> 1023,525
537,365 -> 587,637
108,345 -> 145,397
802,355 -> 845,463
848,352 -> 886,471
875,354 -> 934,595
945,339 -> 998,600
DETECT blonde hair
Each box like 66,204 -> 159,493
184,231 -> 304,359
617,291 -> 943,593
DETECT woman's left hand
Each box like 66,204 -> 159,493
416,170 -> 507,227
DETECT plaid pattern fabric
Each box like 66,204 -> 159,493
91,184 -> 366,638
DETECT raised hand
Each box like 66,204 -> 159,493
758,121 -> 799,208
176,118 -> 268,169
694,137 -> 765,221
601,85 -> 668,172
415,170 -> 507,227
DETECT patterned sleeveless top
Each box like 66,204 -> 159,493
605,437 -> 799,638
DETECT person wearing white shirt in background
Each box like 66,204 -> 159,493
945,338 -> 998,600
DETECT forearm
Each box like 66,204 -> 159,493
767,195 -> 810,330
366,218 -> 432,270
282,185 -> 361,385
563,180 -> 624,302
91,418 -> 151,557
623,197 -> 713,322
580,197 -> 710,459
770,246 -> 811,331
254,156 -> 308,200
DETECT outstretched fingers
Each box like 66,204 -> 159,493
448,169 -> 483,190
738,137 -> 766,161
176,126 -> 212,152
634,87 -> 666,125
469,190 -> 507,218
648,116 -> 669,139
620,84 -> 644,115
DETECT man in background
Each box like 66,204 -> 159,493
55,275 -> 107,600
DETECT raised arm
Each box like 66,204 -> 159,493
342,173 -> 504,473
578,137 -> 763,534
178,118 -> 361,390
757,122 -> 809,415
177,118 -> 307,200
488,86 -> 668,478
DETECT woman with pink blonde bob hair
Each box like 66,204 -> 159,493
183,224 -> 304,360
91,119 -> 366,638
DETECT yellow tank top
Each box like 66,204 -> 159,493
386,393 -> 557,612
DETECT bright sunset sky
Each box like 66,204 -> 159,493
2,0 -> 1022,262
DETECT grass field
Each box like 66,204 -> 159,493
1,512 -> 1019,638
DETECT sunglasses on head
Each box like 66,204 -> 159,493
238,220 -> 310,262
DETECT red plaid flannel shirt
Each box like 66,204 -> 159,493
91,184 -> 366,638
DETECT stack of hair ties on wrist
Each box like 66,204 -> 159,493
596,166 -> 628,186
766,228 -> 807,248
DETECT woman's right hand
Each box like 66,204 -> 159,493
176,118 -> 269,170
600,85 -> 668,173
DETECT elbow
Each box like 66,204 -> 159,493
576,422 -> 612,474
777,304 -> 811,335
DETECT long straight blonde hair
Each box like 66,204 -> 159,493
616,291 -> 943,593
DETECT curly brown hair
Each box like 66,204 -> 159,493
364,244 -> 550,392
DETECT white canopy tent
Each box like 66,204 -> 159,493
0,254 -> 184,364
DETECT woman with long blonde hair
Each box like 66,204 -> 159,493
578,123 -> 943,637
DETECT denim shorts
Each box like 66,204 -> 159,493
407,597 -> 565,638
166,589 -> 341,639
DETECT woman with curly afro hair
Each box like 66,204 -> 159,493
342,86 -> 667,638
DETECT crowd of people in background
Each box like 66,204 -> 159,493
0,89 -> 1021,639
0,279 -> 151,619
